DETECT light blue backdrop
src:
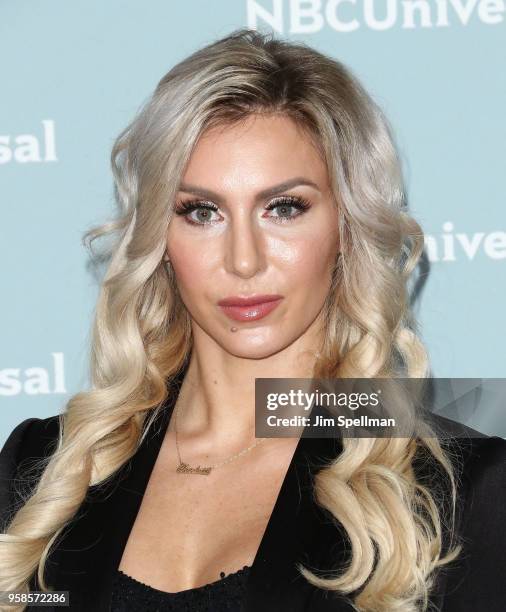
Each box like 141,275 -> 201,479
1,1 -> 505,445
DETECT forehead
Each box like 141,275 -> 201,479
179,114 -> 329,193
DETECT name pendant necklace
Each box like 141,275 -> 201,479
174,401 -> 267,475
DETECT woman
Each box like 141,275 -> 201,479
1,28 -> 505,612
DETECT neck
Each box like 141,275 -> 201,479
170,334 -> 321,454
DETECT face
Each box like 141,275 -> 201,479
166,113 -> 340,359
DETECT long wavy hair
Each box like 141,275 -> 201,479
0,28 -> 462,611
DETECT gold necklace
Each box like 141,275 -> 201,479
173,401 -> 267,475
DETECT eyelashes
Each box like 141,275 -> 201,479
173,195 -> 312,227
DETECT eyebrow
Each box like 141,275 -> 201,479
177,177 -> 320,203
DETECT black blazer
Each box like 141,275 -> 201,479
1,390 -> 506,612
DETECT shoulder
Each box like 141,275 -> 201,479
425,413 -> 506,520
426,414 -> 506,610
427,412 -> 506,485
0,415 -> 61,530
0,414 -> 61,467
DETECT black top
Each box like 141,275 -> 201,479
110,565 -> 251,612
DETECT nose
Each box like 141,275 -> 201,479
224,209 -> 265,279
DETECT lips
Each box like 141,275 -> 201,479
218,294 -> 283,307
218,294 -> 283,322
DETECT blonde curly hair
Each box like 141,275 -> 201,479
0,28 -> 461,611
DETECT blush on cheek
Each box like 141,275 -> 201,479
167,252 -> 216,308
167,242 -> 202,274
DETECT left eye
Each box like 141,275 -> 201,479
264,197 -> 311,222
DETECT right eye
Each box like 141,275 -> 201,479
174,200 -> 221,226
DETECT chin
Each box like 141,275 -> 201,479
222,331 -> 294,359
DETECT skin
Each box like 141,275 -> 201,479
165,112 -> 340,447
118,113 -> 341,591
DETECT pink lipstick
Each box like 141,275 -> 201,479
218,294 -> 283,322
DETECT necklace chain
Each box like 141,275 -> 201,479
174,401 -> 267,474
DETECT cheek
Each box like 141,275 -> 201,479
270,232 -> 337,319
166,240 -> 213,295
269,232 -> 336,282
